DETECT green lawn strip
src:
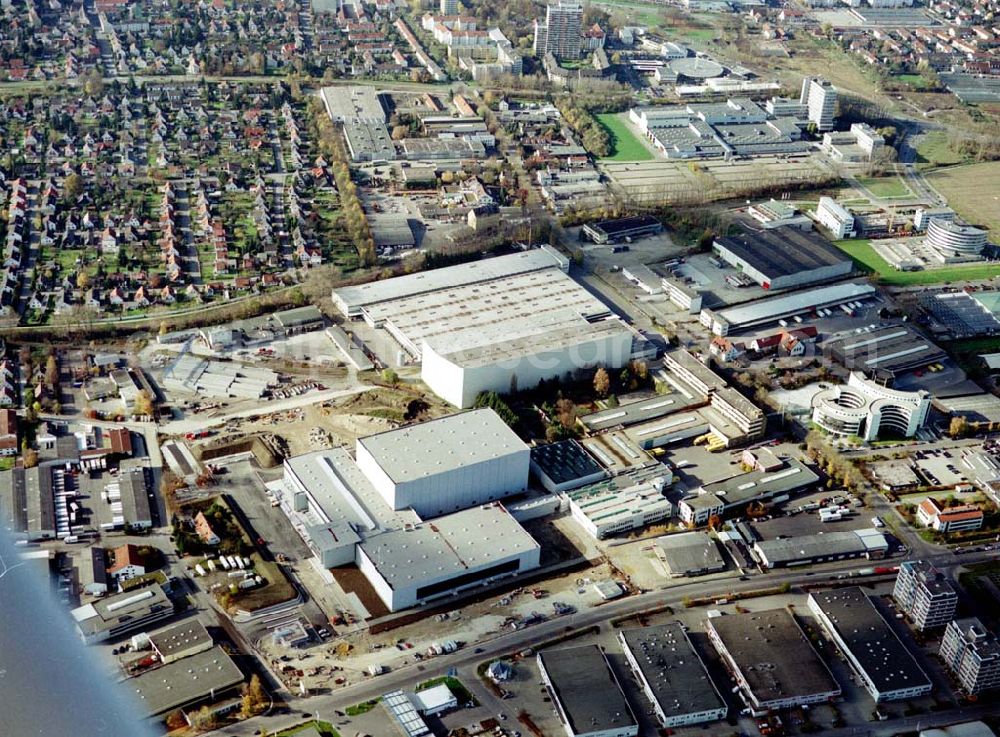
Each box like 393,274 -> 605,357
915,130 -> 966,167
856,176 -> 912,199
276,719 -> 341,737
415,675 -> 478,705
595,113 -> 654,162
345,698 -> 380,716
832,239 -> 1000,286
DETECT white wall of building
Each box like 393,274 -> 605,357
421,328 -> 633,409
356,440 -> 530,517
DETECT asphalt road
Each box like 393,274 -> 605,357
206,547 -> 995,737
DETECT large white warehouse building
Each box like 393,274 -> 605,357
332,247 -> 640,408
356,409 -> 530,518
277,408 -> 541,612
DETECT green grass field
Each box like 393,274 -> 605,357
894,73 -> 926,88
833,239 -> 1000,286
856,176 -> 912,199
926,162 -> 1000,234
915,130 -> 966,167
595,113 -> 654,162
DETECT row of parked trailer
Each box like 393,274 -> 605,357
777,300 -> 869,328
193,555 -> 253,576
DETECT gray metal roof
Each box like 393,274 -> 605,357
754,528 -> 887,566
715,227 -> 851,279
130,646 -> 244,716
620,624 -> 727,718
530,440 -> 604,487
332,248 -> 564,313
581,391 -> 701,432
708,609 -> 840,704
538,645 -> 638,735
699,457 -> 818,506
358,503 -> 538,588
809,587 -> 932,695
148,620 -> 212,659
714,282 -> 876,328
656,531 -> 726,575
357,409 -> 527,485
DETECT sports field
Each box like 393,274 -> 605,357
833,239 -> 1000,286
926,162 -> 1000,234
595,113 -> 654,162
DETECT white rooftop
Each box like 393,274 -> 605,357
716,282 -> 876,327
357,409 -> 527,485
332,247 -> 565,314
359,503 -> 539,588
410,683 -> 457,713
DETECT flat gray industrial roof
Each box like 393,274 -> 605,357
130,646 -> 244,716
358,503 -> 539,588
708,609 -> 840,704
657,531 -> 726,575
663,349 -> 728,392
0,466 -> 55,537
714,386 -> 763,422
530,440 -> 604,487
538,645 -> 638,735
809,587 -> 931,695
699,458 -> 818,505
581,392 -> 700,431
357,409 -> 526,485
320,85 -> 387,122
621,624 -> 727,719
715,227 -> 851,279
71,585 -> 173,638
755,528 -> 887,566
825,324 -> 946,377
714,282 -> 876,328
148,620 -> 212,659
332,247 -> 564,313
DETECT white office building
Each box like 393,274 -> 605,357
816,197 -> 855,238
800,77 -> 837,131
893,560 -> 957,631
811,372 -> 930,442
356,409 -> 530,517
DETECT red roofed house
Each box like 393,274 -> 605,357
917,498 -> 984,533
194,511 -> 221,545
107,544 -> 147,583
106,427 -> 133,456
0,408 -> 17,456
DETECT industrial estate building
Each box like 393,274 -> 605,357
279,410 -> 542,612
529,439 -> 607,493
332,247 -> 643,408
537,645 -> 639,737
712,227 -> 853,291
679,457 -> 818,526
824,324 -> 947,380
130,646 -> 244,717
700,282 -> 877,336
566,468 -> 672,539
893,560 -> 958,631
582,216 -> 662,245
655,531 -> 725,577
753,528 -> 888,568
808,587 -> 933,702
71,584 -> 175,644
707,608 -> 841,711
356,409 -> 530,517
811,372 -> 931,442
939,618 -> 1000,695
619,624 -> 727,728
319,86 -> 394,162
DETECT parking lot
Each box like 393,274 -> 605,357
749,490 -> 869,540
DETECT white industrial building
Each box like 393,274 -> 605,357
333,247 -> 640,408
161,354 -> 279,399
277,410 -> 542,612
357,503 -> 540,611
566,472 -> 672,539
816,197 -> 855,238
811,372 -> 930,442
356,409 -> 530,517
700,282 -> 877,336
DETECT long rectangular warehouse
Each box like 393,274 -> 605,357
537,645 -> 639,737
701,282 -> 877,336
824,324 -> 947,379
333,247 -> 638,408
713,227 -> 853,291
619,624 -> 727,728
754,528 -> 888,568
807,587 -> 932,702
707,608 -> 840,711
